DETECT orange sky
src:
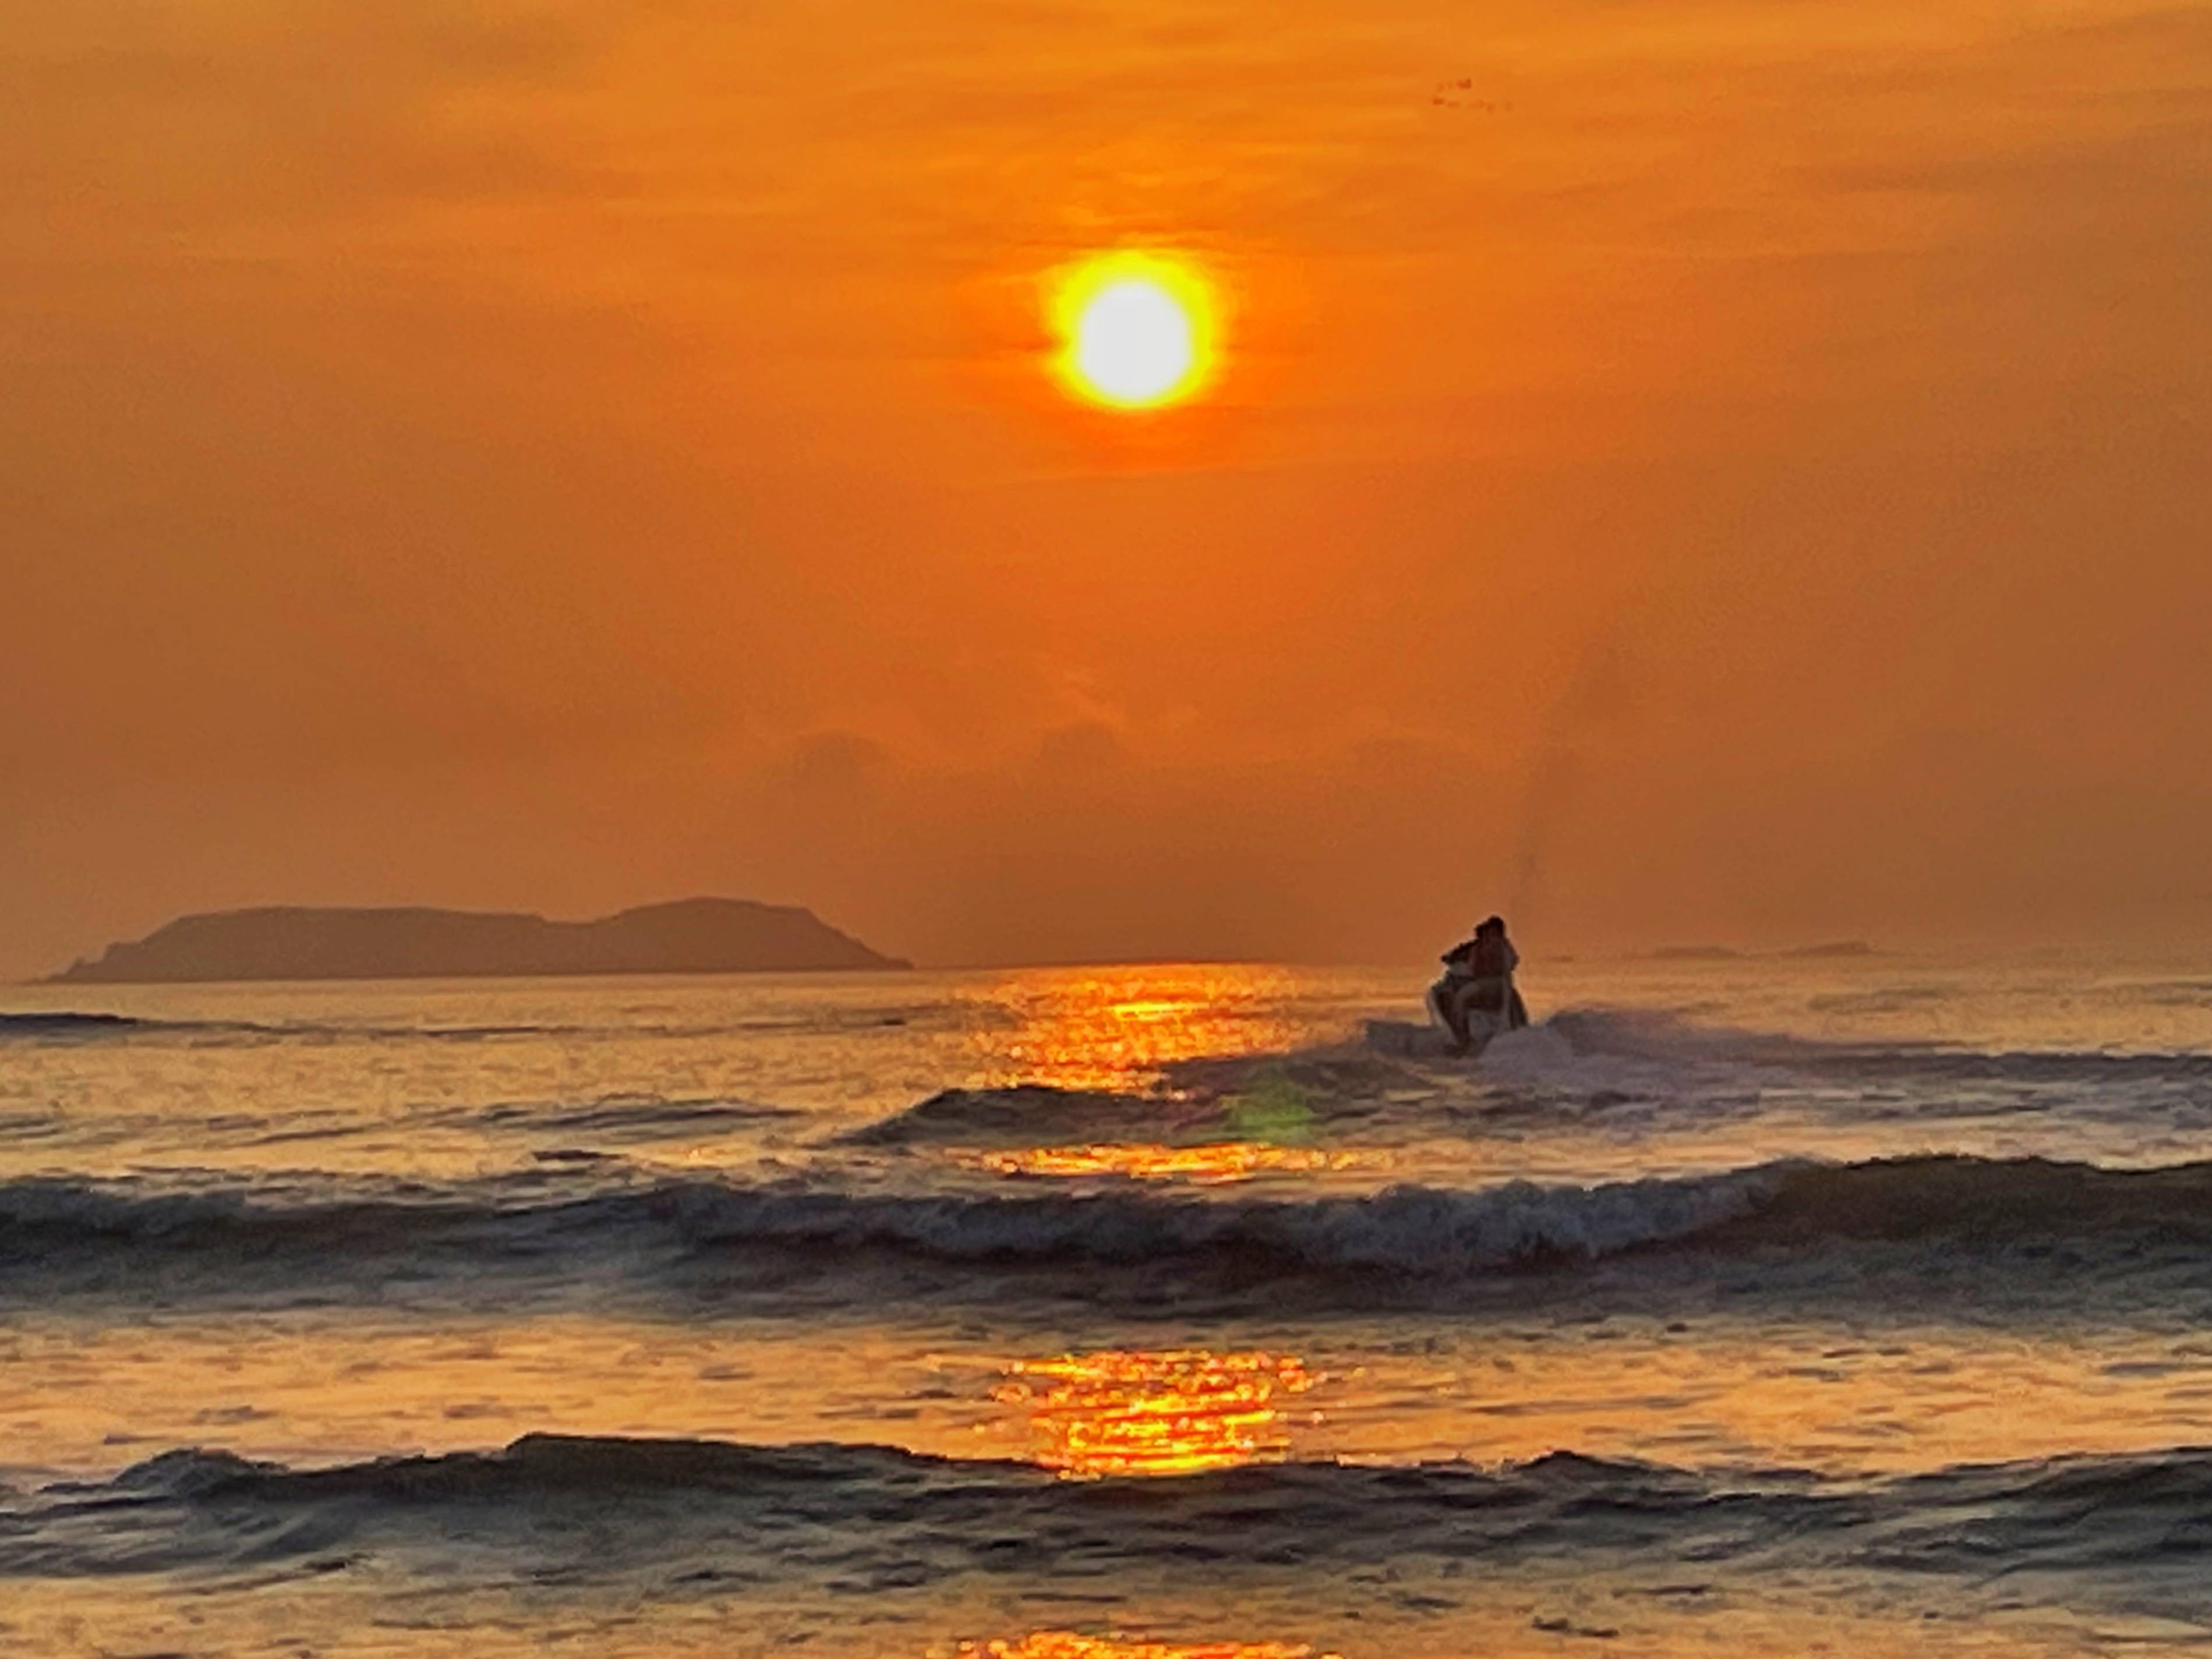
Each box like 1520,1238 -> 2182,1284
5,0 -> 2209,975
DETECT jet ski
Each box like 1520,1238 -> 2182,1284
1367,977 -> 1528,1059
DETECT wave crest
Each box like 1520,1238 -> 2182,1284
12,1432 -> 2209,1591
839,1085 -> 1185,1147
10,1157 -> 2212,1307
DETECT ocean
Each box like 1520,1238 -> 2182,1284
5,953 -> 2212,1657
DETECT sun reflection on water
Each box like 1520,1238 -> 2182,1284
963,968 -> 1310,1093
964,1142 -> 1355,1184
995,1349 -> 1317,1478
953,1637 -> 1338,1659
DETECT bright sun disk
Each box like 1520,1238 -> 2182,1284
1052,255 -> 1214,410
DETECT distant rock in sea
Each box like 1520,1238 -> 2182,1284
1650,944 -> 1744,961
1782,939 -> 1879,958
48,899 -> 910,984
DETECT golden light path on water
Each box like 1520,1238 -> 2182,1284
959,968 -> 1310,1093
24,1311 -> 2212,1483
956,1639 -> 1335,1659
962,1143 -> 1355,1184
992,1349 -> 1318,1478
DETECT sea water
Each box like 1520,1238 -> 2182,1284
5,953 -> 2212,1656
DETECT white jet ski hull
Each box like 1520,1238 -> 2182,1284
1365,1013 -> 1507,1059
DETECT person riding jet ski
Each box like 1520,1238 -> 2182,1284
1426,915 -> 1529,1054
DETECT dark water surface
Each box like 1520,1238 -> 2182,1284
6,956 -> 2212,1656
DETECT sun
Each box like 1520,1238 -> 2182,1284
1076,281 -> 1191,405
1050,253 -> 1217,411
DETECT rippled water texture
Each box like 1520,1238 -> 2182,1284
6,954 -> 2212,1654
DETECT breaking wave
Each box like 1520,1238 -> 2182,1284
0,1165 -> 1779,1276
839,1012 -> 2212,1145
10,1156 -> 2212,1311
9,1431 -> 2212,1591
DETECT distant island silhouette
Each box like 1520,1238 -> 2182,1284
48,899 -> 910,984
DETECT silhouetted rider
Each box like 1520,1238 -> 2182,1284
1426,915 -> 1529,1053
